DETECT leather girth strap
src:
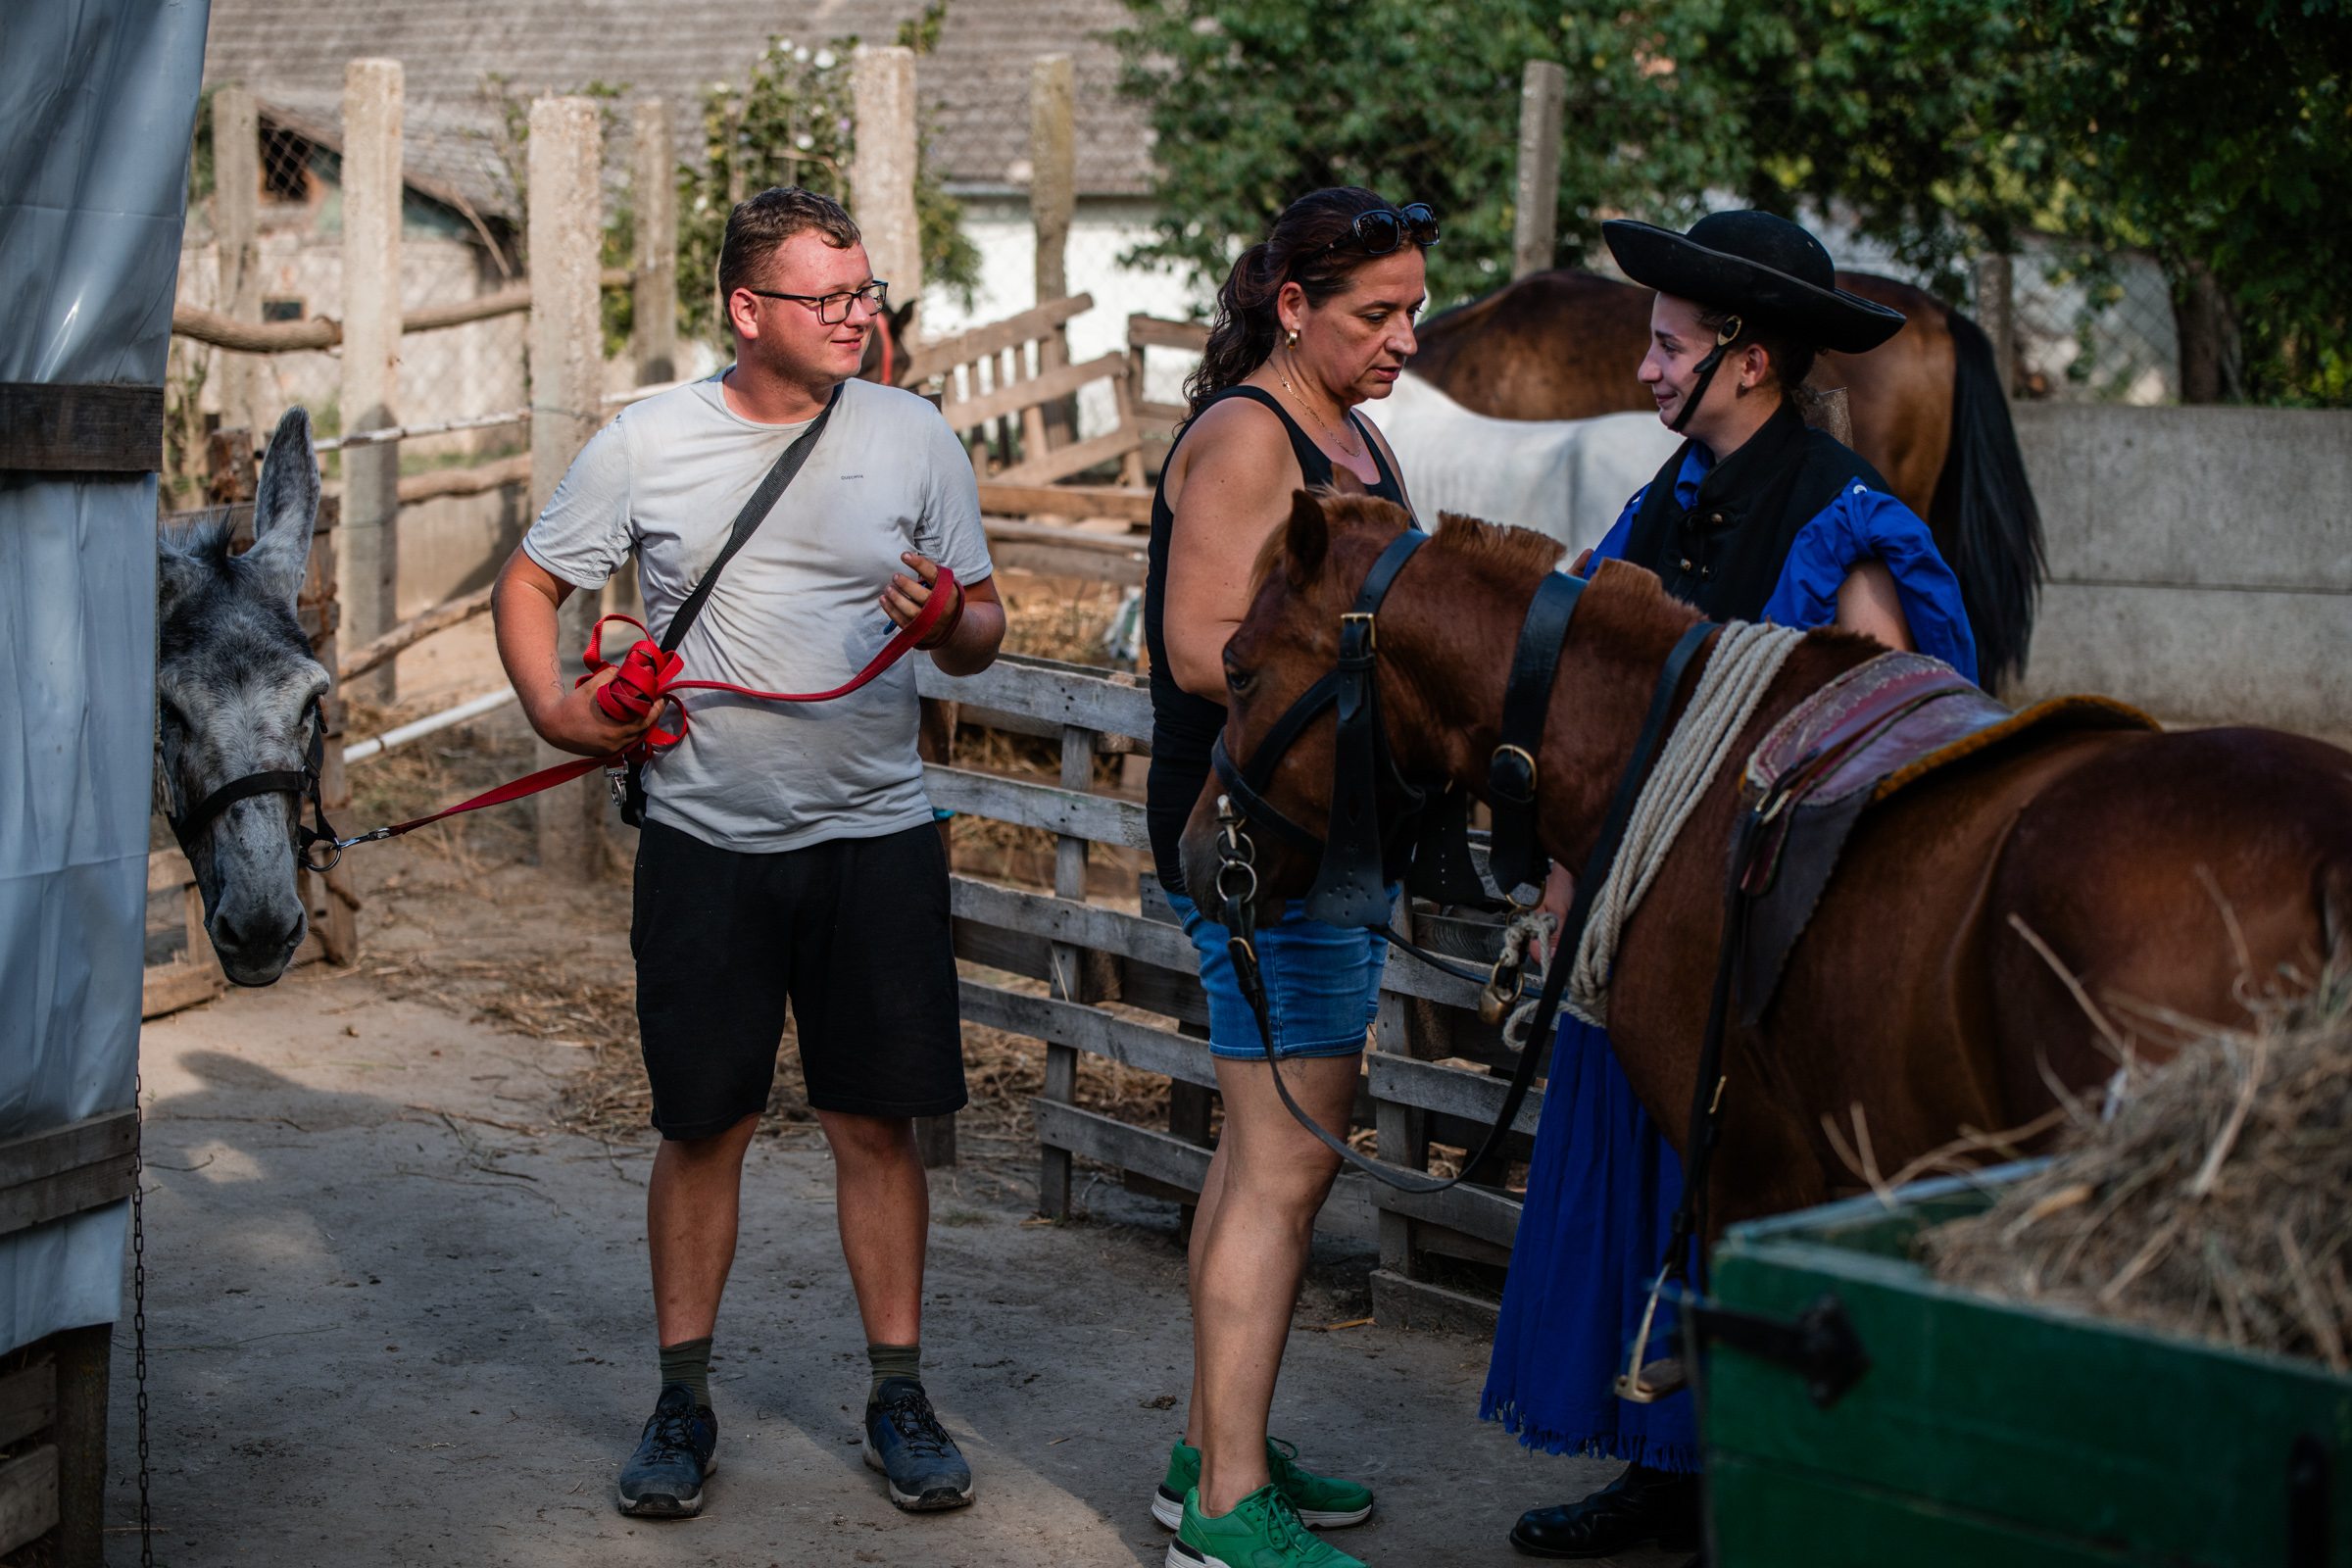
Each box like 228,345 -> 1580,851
1485,570 -> 1587,897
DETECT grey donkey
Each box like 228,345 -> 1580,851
155,408 -> 332,986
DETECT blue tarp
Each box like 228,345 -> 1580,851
0,0 -> 213,1354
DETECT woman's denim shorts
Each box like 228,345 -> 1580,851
1166,889 -> 1393,1060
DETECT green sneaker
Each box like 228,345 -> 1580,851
1168,1485 -> 1368,1568
1154,1440 -> 1375,1530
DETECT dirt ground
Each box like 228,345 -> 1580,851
106,621 -> 1671,1568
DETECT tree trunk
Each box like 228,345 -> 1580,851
2172,261 -> 2240,404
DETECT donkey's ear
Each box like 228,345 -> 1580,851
1283,489 -> 1328,589
241,408 -> 320,606
1326,466 -> 1369,498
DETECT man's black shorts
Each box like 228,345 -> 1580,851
631,818 -> 967,1138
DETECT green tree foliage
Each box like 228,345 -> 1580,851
1119,0 -> 2349,403
1113,0 -> 1739,308
677,5 -> 981,346
1709,0 -> 2350,402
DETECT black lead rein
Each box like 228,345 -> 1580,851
1209,522 -> 1718,1195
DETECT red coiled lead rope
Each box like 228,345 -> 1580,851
336,567 -> 958,849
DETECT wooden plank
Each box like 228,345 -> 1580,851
996,422 -> 1162,486
1367,1052 -> 1544,1137
919,651 -> 1152,740
952,877 -> 1487,1013
1127,315 -> 1209,353
954,700 -> 1145,753
396,454 -> 530,505
978,481 -> 1152,523
951,878 -> 1200,972
0,1444 -> 58,1556
983,517 -> 1148,557
172,302 -> 341,352
989,539 -> 1145,588
1135,398 -> 1191,427
0,1155 -> 136,1239
0,1363 -> 55,1449
924,764 -> 1147,850
1365,1174 -> 1523,1250
50,1322 -> 108,1567
905,294 -> 1093,384
960,979 -> 1217,1090
1030,1099 -> 1378,1243
942,353 -> 1127,433
0,1112 -> 136,1195
338,585 -> 494,680
0,383 -> 164,473
142,959 -> 225,1019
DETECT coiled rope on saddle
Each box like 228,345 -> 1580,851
1566,619 -> 1805,1027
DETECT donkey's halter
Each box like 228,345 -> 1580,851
1207,525 -> 1721,1197
165,701 -> 349,874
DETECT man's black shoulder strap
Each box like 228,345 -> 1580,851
622,379 -> 842,825
659,379 -> 844,655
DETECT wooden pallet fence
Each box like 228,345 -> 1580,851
911,294 -> 1176,490
917,653 -> 1540,1329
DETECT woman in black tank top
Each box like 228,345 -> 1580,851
1138,187 -> 1434,1565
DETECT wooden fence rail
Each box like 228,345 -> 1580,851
916,652 -> 1538,1332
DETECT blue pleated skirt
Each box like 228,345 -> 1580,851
1480,1014 -> 1700,1473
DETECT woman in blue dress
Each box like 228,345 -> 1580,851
1483,212 -> 1979,1561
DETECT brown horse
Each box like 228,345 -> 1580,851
1410,270 -> 2044,691
1182,491 -> 2352,1233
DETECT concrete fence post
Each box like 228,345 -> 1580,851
852,46 -> 922,344
631,99 -> 679,386
528,96 -> 608,880
1030,55 -> 1076,446
1973,254 -> 2019,399
213,84 -> 264,448
340,58 -> 404,703
1511,61 -> 1566,281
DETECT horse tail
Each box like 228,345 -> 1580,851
1930,308 -> 2047,691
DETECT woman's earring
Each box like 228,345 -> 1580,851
1286,328 -> 1298,348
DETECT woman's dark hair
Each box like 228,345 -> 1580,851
1186,187 -> 1400,416
1697,305 -> 1819,402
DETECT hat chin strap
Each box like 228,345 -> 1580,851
1667,315 -> 1743,436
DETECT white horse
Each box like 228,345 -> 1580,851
1366,371 -> 1682,556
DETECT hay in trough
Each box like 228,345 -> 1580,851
1923,968 -> 2352,1370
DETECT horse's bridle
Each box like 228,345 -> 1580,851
1204,524 -> 1722,1197
164,699 -> 349,874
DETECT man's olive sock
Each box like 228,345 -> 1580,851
660,1336 -> 713,1410
866,1342 -> 921,1401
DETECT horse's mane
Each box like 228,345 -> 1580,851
1428,510 -> 1566,577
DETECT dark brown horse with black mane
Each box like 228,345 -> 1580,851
1411,270 -> 2044,689
1184,491 -> 2352,1234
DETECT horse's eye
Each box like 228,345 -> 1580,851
1226,666 -> 1254,696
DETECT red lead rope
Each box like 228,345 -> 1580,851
341,566 -> 957,848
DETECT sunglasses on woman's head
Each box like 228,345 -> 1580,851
1312,203 -> 1441,262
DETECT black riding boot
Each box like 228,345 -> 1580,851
1509,1463 -> 1701,1558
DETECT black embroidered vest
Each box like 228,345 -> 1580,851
1623,399 -> 1892,622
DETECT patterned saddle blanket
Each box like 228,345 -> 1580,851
1732,651 -> 2156,1024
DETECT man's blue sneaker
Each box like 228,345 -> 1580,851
862,1377 -> 974,1511
616,1382 -> 717,1517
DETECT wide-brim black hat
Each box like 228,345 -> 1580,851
1602,211 -> 1906,354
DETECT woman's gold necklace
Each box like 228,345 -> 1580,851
1277,353 -> 1365,461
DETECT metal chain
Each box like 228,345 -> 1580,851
130,1067 -> 154,1567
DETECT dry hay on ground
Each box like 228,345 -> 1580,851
1924,968 -> 2352,1370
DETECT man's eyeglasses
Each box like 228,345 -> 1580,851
742,279 -> 891,324
1311,204 -> 1441,263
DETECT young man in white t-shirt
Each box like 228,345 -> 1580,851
491,187 -> 1004,1521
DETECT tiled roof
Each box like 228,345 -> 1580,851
201,0 -> 1155,219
